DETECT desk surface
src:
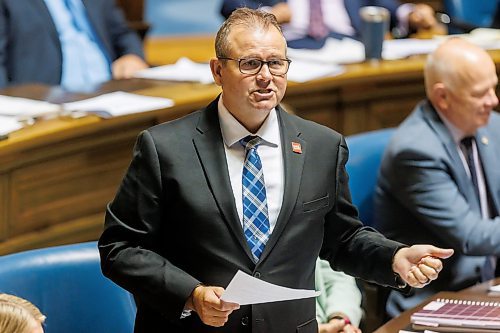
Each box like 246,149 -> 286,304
374,278 -> 500,333
1,36 -> 500,255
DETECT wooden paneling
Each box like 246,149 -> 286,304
0,175 -> 7,240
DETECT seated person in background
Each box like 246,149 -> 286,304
375,37 -> 500,317
316,259 -> 363,333
0,0 -> 148,92
0,293 -> 46,333
220,0 -> 439,49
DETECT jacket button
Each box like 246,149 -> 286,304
241,316 -> 249,326
253,271 -> 261,278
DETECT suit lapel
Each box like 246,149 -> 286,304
476,128 -> 500,215
82,0 -> 113,58
192,98 -> 254,261
35,0 -> 61,49
422,102 -> 481,207
259,106 -> 305,263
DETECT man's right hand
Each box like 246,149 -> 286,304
186,285 -> 240,327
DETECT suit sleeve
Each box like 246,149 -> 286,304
104,0 -> 144,60
317,259 -> 363,326
321,136 -> 406,287
0,2 -> 8,87
98,130 -> 200,320
382,145 -> 500,255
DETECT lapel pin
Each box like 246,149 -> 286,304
481,136 -> 489,145
291,142 -> 302,154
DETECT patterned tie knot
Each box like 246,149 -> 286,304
240,135 -> 264,151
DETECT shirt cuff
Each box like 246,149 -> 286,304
395,3 -> 416,37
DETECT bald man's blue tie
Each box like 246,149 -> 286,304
240,136 -> 270,262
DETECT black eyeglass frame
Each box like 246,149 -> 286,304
217,57 -> 292,75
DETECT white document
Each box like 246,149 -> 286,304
0,115 -> 23,138
382,38 -> 441,60
220,270 -> 320,305
287,59 -> 345,82
488,284 -> 500,292
287,37 -> 365,64
0,95 -> 61,118
133,57 -> 214,84
63,91 -> 174,117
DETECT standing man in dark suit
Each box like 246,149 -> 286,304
0,0 -> 148,91
99,8 -> 453,332
375,38 -> 500,318
220,0 -> 439,49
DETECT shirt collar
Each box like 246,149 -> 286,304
435,108 -> 469,144
218,96 -> 280,148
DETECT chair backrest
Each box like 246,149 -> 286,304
444,0 -> 498,28
0,242 -> 136,333
345,128 -> 394,227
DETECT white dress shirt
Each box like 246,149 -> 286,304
218,97 -> 284,233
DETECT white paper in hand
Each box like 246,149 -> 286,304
220,270 -> 320,305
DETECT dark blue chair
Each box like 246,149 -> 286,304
0,241 -> 136,333
444,0 -> 499,33
345,128 -> 394,332
346,128 -> 395,227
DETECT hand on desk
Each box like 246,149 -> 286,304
111,54 -> 149,79
186,285 -> 240,327
319,318 -> 361,333
393,245 -> 454,288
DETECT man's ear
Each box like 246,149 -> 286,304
210,58 -> 223,86
432,83 -> 449,112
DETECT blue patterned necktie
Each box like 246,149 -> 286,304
240,135 -> 270,262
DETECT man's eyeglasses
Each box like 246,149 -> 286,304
218,57 -> 292,75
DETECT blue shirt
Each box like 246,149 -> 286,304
44,0 -> 111,92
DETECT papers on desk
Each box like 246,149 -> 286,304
134,57 -> 214,84
288,37 -> 365,64
287,58 -> 344,82
0,95 -> 60,118
383,38 -> 441,60
220,270 -> 320,305
62,91 -> 174,118
0,116 -> 23,139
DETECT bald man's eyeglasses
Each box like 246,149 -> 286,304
218,57 -> 292,75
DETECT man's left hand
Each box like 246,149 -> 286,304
111,54 -> 148,79
393,245 -> 454,288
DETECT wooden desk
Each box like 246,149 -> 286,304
145,36 -> 500,135
374,278 -> 500,333
2,38 -> 500,255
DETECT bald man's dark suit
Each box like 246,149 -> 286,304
99,97 -> 406,332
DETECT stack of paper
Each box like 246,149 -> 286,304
287,58 -> 344,82
287,37 -> 365,64
0,115 -> 23,139
63,91 -> 175,118
0,95 -> 61,119
134,57 -> 214,84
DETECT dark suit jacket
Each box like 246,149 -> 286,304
220,0 -> 400,48
375,100 -> 500,316
99,97 -> 406,332
0,0 -> 144,87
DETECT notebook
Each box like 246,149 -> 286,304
411,298 -> 500,332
